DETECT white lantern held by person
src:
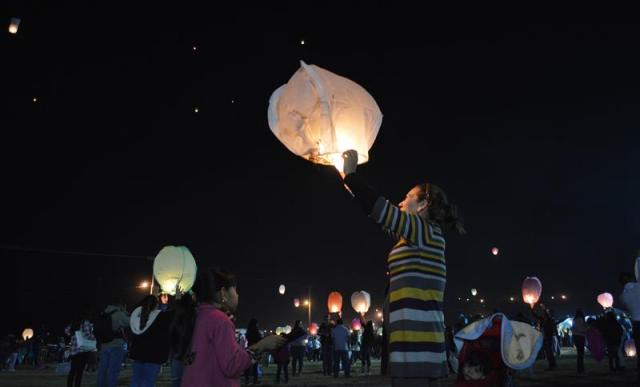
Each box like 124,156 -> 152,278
153,246 -> 197,295
522,276 -> 542,308
625,339 -> 637,357
597,292 -> 614,309
22,328 -> 34,341
268,61 -> 383,173
351,290 -> 371,314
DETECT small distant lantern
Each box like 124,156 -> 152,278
268,61 -> 383,173
491,247 -> 499,256
350,291 -> 371,314
625,339 -> 637,357
294,298 -> 300,308
308,323 -> 319,335
327,291 -> 343,313
153,246 -> 197,296
275,327 -> 284,335
352,318 -> 362,331
9,18 -> 21,34
284,325 -> 292,334
597,292 -> 614,309
471,288 -> 478,296
278,284 -> 286,295
22,328 -> 33,340
522,276 -> 542,308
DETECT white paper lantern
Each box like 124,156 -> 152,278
268,61 -> 383,172
522,276 -> 542,307
275,327 -> 284,335
351,291 -> 371,314
22,328 -> 33,340
491,247 -> 499,256
597,292 -> 614,309
9,18 -> 21,34
284,325 -> 292,334
153,246 -> 197,295
625,339 -> 637,357
471,288 -> 478,296
279,284 -> 286,295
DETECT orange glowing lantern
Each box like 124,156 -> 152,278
521,276 -> 542,308
309,322 -> 319,335
22,328 -> 33,340
327,291 -> 343,313
597,292 -> 614,309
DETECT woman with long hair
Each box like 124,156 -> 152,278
129,294 -> 174,386
64,304 -> 95,387
340,150 -> 465,387
174,268 -> 285,387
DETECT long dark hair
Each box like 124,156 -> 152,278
138,295 -> 158,330
70,304 -> 92,332
170,268 -> 237,363
416,183 -> 466,235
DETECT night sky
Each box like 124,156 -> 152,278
2,3 -> 639,337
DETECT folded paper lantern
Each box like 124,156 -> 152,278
153,246 -> 197,295
268,61 -> 383,172
351,290 -> 371,314
522,277 -> 542,308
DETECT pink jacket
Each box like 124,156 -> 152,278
181,304 -> 252,387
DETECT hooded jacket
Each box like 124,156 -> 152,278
129,306 -> 174,364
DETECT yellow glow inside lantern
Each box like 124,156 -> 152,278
153,246 -> 197,295
9,18 -> 20,34
22,328 -> 34,340
625,340 -> 637,357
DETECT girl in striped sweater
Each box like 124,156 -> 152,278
340,150 -> 465,387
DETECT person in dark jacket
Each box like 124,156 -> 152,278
244,318 -> 263,384
319,320 -> 334,376
532,303 -> 557,370
129,295 -> 174,387
361,320 -> 374,375
289,320 -> 307,376
600,311 -> 624,372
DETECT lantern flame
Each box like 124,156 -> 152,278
625,339 -> 637,357
9,18 -> 20,34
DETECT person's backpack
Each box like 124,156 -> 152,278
93,310 -> 117,344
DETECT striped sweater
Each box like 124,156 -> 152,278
372,197 -> 448,379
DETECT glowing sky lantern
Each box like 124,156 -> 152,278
9,18 -> 21,34
22,328 -> 33,340
278,284 -> 286,295
327,291 -> 343,313
625,339 -> 637,357
284,325 -> 292,334
351,291 -> 371,314
352,318 -> 362,331
522,276 -> 542,308
491,247 -> 499,256
153,246 -> 197,295
294,298 -> 300,308
268,61 -> 383,173
471,288 -> 478,296
597,292 -> 614,309
308,323 -> 319,335
275,327 -> 284,335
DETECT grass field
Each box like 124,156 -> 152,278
0,349 -> 637,386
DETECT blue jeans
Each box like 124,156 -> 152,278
97,346 -> 125,387
131,361 -> 161,387
333,350 -> 350,377
170,357 -> 184,387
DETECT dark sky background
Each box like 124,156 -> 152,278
2,3 -> 639,337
